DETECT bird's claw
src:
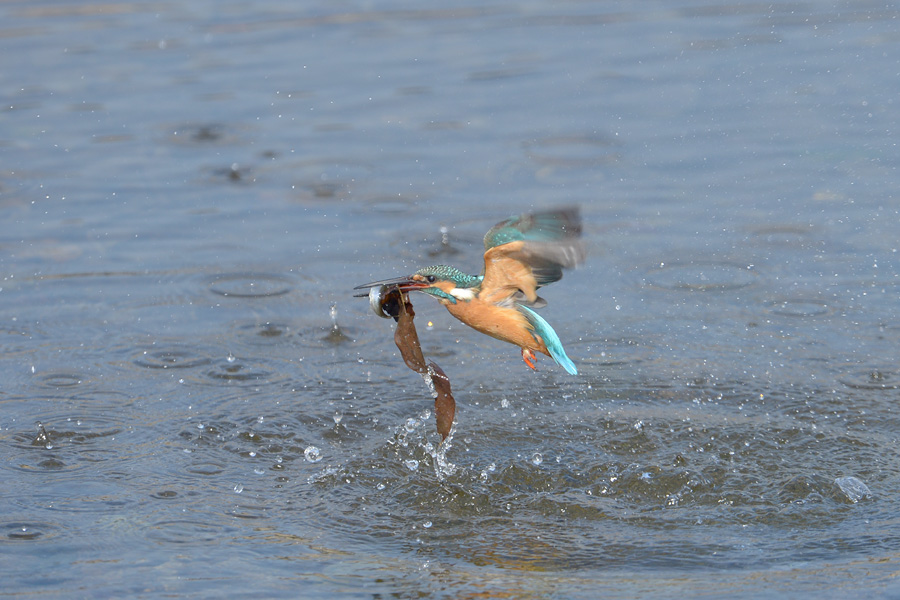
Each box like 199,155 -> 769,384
521,348 -> 538,371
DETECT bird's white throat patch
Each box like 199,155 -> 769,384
449,287 -> 476,301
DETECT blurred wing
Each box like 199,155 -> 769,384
483,207 -> 582,250
479,239 -> 585,305
479,208 -> 585,306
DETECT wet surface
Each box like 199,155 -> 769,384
2,0 -> 899,598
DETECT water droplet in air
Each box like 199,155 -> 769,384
531,453 -> 543,466
304,446 -> 323,463
404,459 -> 420,471
233,483 -> 244,493
423,521 -> 433,528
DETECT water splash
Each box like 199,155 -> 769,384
32,422 -> 53,449
430,424 -> 457,480
390,409 -> 456,480
421,368 -> 438,399
835,476 -> 871,503
323,303 -> 351,343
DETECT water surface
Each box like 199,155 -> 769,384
1,1 -> 898,598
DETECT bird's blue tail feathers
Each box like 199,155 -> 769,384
518,305 -> 578,375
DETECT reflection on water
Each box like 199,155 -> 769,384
1,0 -> 899,598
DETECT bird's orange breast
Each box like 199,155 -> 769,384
443,297 -> 550,357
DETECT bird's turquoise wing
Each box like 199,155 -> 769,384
480,208 -> 585,293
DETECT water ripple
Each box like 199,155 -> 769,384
524,134 -> 620,167
131,346 -> 213,370
839,366 -> 899,391
567,336 -> 654,368
166,122 -> 246,146
34,371 -> 87,389
146,518 -> 222,544
644,261 -> 758,291
13,492 -> 133,514
0,520 -> 63,542
749,224 -> 819,248
360,194 -> 420,215
764,298 -> 833,318
207,272 -> 293,299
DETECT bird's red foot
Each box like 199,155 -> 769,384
521,348 -> 538,371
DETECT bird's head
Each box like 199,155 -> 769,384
354,265 -> 480,304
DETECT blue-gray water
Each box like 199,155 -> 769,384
2,1 -> 899,598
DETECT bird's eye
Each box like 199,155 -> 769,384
425,275 -> 436,283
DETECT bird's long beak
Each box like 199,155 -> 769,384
352,276 -> 428,297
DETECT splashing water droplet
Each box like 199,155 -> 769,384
404,459 -> 420,471
423,521 -> 433,528
304,446 -> 323,463
531,452 -> 543,466
233,483 -> 244,493
329,303 -> 338,326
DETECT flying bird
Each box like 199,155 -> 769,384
355,208 -> 585,374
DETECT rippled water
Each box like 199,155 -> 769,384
2,1 -> 899,598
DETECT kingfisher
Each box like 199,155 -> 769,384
355,208 -> 585,374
